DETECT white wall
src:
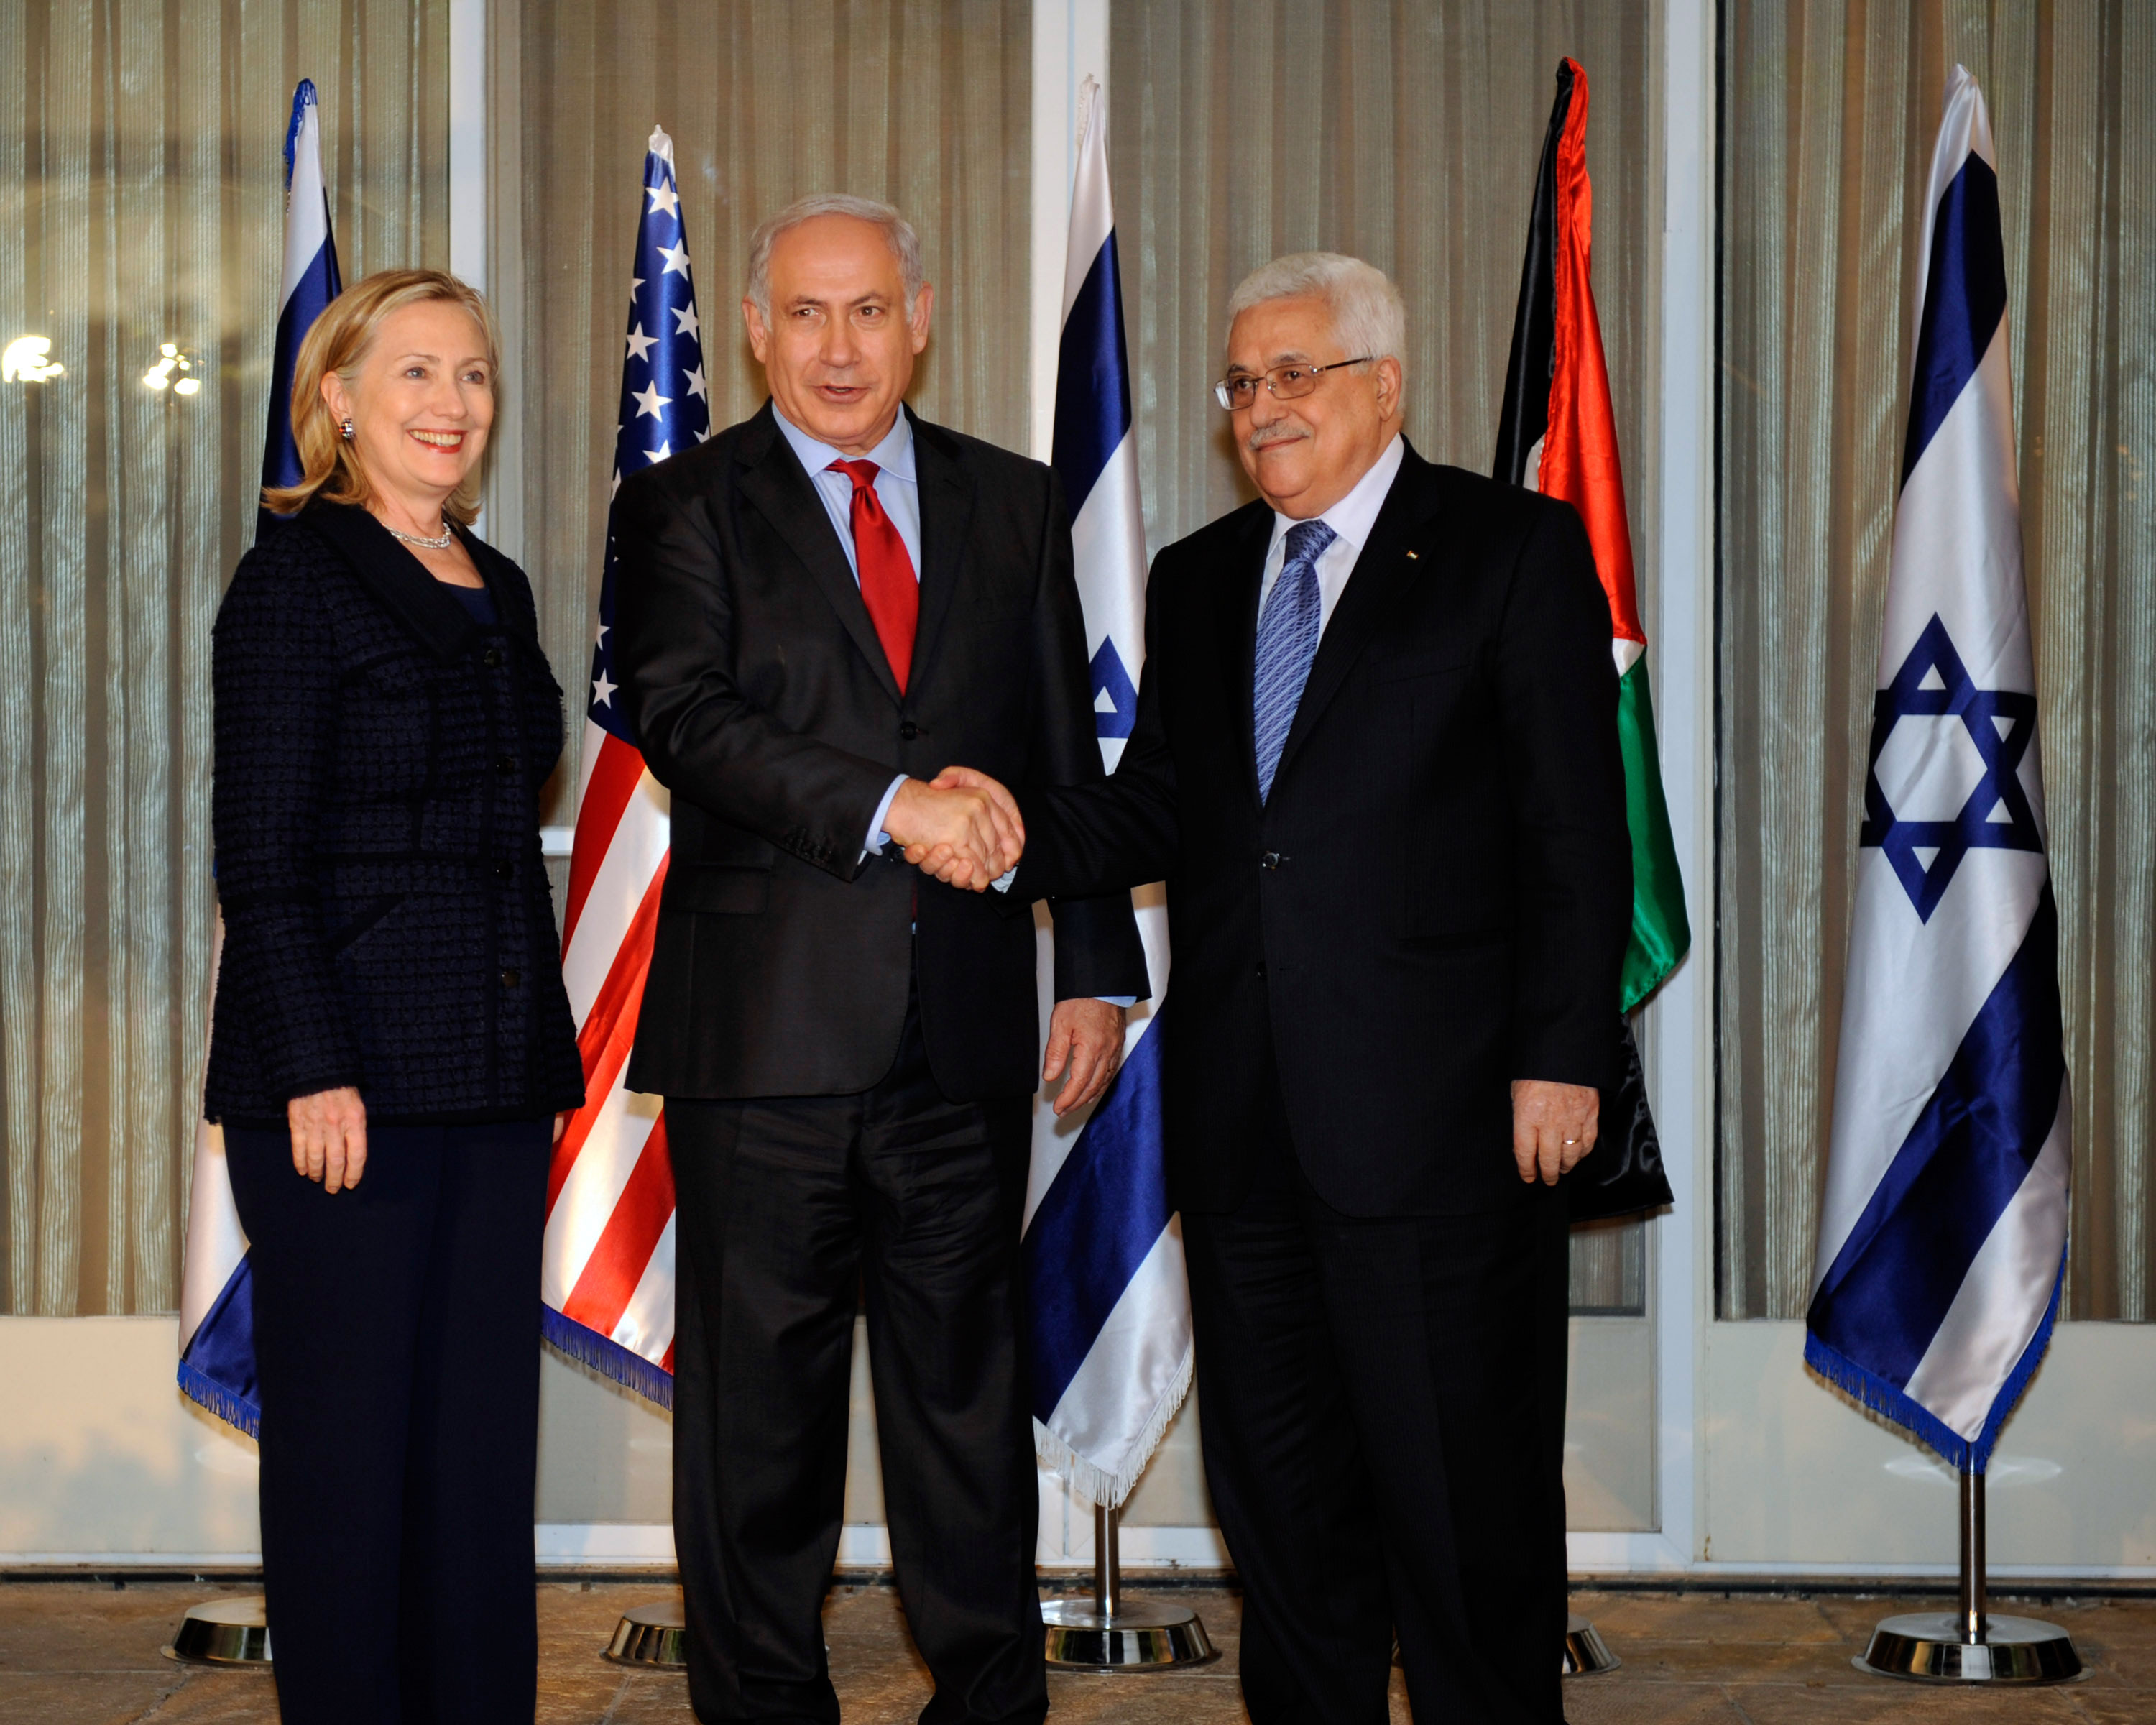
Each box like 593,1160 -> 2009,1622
11,1315 -> 2154,1574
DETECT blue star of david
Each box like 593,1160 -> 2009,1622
1859,614 -> 2042,921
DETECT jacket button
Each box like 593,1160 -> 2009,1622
494,860 -> 513,880
495,753 -> 517,775
482,645 -> 503,668
899,720 -> 919,741
1255,960 -> 1268,978
500,968 -> 522,988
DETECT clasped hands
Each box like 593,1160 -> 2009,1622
884,766 -> 1022,892
885,768 -> 1123,1115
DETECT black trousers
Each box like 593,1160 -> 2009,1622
1182,1091 -> 1570,1725
224,1117 -> 551,1725
667,987 -> 1044,1725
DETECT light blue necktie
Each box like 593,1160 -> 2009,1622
1252,518 -> 1337,804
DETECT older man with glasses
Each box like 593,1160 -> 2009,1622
921,252 -> 1632,1724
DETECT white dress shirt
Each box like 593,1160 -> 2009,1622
1256,432 -> 1406,638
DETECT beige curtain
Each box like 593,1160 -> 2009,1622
507,0 -> 1033,804
1112,0 -> 1662,1310
1718,1 -> 2155,1319
0,0 -> 447,1317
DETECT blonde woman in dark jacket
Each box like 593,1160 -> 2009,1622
206,269 -> 582,1725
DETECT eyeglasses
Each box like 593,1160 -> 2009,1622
1212,356 -> 1374,411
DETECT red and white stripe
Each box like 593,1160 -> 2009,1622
543,716 -> 677,1377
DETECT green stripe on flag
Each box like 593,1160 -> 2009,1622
1617,656 -> 1690,1011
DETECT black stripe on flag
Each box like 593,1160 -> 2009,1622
1493,59 -> 1576,487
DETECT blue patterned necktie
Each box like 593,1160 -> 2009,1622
1252,518 -> 1337,803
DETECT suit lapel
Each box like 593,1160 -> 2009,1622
734,403 -> 904,708
456,528 -> 540,645
1213,504 -> 1275,811
1271,446 -> 1447,786
301,500 -> 476,663
906,409 -> 975,698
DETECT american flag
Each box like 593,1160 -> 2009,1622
540,124 -> 709,1404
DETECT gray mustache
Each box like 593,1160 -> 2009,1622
1245,426 -> 1309,452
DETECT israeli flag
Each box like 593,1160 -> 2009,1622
1805,66 -> 2069,1474
180,80 -> 343,1435
257,79 -> 342,540
1021,78 -> 1192,1509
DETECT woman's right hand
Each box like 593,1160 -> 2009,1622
288,1086 -> 369,1193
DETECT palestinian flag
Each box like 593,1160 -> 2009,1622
1496,57 -> 1690,1012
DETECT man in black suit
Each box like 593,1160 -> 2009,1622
923,253 -> 1631,1724
612,194 -> 1148,1725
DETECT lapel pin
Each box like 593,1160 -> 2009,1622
1405,549 -> 1419,560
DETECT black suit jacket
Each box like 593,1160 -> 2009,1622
613,402 -> 1147,1102
206,502 -> 585,1126
1013,443 -> 1631,1215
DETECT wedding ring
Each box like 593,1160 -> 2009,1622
1561,1136 -> 1581,1146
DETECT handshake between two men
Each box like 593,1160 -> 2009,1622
880,766 -> 1024,892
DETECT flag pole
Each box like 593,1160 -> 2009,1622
570,121 -> 704,1669
1855,1468 -> 2079,1681
1032,73 -> 1210,1677
1801,62 -> 2077,1690
1041,1499 -> 1215,1672
169,74 -> 345,1673
1960,1466 -> 1986,1644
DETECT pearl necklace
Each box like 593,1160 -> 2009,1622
384,518 -> 456,551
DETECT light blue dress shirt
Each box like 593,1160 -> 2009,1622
773,405 -> 924,584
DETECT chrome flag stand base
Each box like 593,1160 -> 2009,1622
163,1596 -> 272,1668
1041,1504 -> 1217,1672
1858,1470 -> 2081,1683
604,1596 -> 688,1668
1562,1614 -> 1621,1675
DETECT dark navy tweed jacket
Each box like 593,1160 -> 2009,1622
204,500 -> 586,1127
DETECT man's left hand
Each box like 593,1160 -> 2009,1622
1511,1079 -> 1599,1184
1044,998 -> 1127,1117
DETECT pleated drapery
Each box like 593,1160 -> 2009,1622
1718,1 -> 2156,1320
0,0 -> 448,1316
509,0 -> 1033,785
1112,0 -> 1661,1312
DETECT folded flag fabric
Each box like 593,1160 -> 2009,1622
179,79 -> 342,1434
1495,57 -> 1682,1222
1496,55 -> 1689,1013
539,124 -> 707,1407
256,79 -> 341,544
1021,78 -> 1192,1511
1805,65 -> 2069,1474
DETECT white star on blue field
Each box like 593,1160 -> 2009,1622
588,139 -> 711,744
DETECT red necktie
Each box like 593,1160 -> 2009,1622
829,459 -> 918,691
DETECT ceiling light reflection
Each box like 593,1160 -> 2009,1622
144,342 -> 195,391
3,336 -> 64,382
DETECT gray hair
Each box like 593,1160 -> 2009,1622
1224,252 -> 1408,376
745,194 -> 925,318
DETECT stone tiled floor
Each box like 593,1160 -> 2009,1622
0,1578 -> 2150,1721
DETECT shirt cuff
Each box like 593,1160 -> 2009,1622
1093,995 -> 1137,1009
862,775 -> 909,860
991,867 -> 1016,893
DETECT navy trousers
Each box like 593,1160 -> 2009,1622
224,1118 -> 550,1725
